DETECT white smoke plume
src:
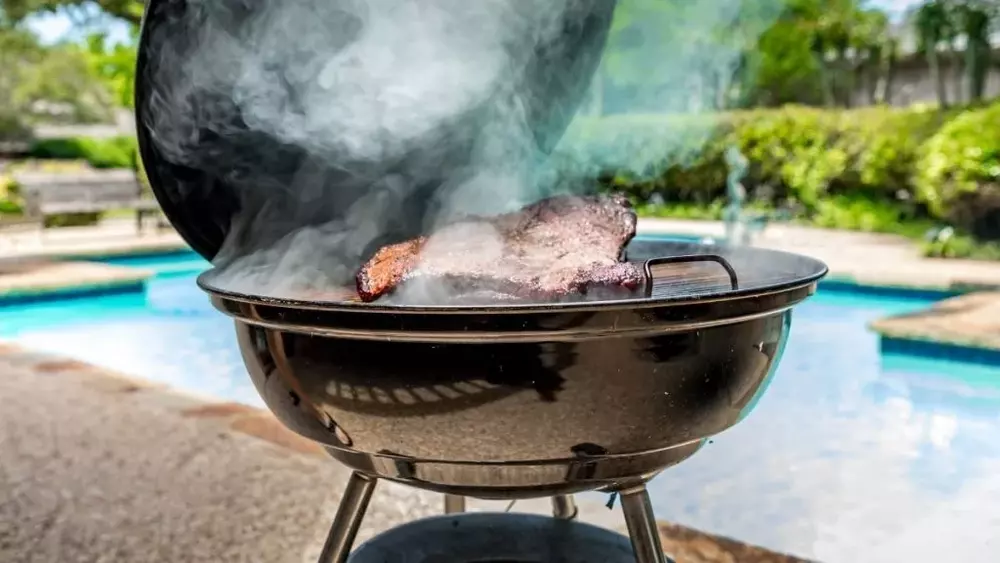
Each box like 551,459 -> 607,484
140,0 -> 783,301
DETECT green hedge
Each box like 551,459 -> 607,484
0,112 -> 33,145
43,212 -> 103,228
561,102 -> 998,240
915,103 -> 1000,241
27,136 -> 138,169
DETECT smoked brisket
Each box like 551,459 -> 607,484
356,193 -> 643,303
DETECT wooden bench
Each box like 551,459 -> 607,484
12,169 -> 163,234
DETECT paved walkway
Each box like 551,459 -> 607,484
0,219 -> 186,260
0,343 -> 804,563
639,218 -> 1000,291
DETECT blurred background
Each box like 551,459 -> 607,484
2,1 -> 1000,562
1,0 -> 998,256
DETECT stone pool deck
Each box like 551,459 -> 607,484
870,291 -> 1000,353
0,219 -> 185,300
0,342 -> 808,563
0,259 -> 152,301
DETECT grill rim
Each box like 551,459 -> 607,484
196,244 -> 828,316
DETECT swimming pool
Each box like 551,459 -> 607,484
2,248 -> 999,561
635,232 -> 718,244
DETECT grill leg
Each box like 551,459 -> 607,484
317,472 -> 377,563
551,495 -> 578,520
444,494 -> 466,514
620,485 -> 668,563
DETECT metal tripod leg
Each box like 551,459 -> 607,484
444,494 -> 466,514
317,472 -> 377,563
620,485 -> 668,563
551,495 -> 578,520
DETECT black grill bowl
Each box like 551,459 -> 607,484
198,240 -> 826,498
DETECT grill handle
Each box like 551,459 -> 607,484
642,254 -> 739,298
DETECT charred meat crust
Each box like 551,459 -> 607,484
355,237 -> 427,302
356,193 -> 642,303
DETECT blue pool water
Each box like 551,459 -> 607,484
2,248 -> 1000,560
636,232 -> 718,244
93,249 -> 210,278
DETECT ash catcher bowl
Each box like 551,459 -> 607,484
135,0 -> 828,561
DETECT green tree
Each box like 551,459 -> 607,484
852,9 -> 891,105
915,0 -> 954,107
601,0 -> 789,111
763,0 -> 880,107
0,25 -> 121,128
0,27 -> 43,141
81,30 -> 138,109
953,0 -> 997,102
16,45 -> 116,122
749,17 -> 826,106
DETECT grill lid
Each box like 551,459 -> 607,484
135,0 -> 618,261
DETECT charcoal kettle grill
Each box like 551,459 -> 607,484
135,1 -> 828,561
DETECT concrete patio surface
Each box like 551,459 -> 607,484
0,343 -> 809,563
638,218 -> 1000,291
0,218 -> 186,260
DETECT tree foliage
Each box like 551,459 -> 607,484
0,27 -> 131,134
81,30 -> 138,109
596,0 -> 909,110
2,0 -> 997,119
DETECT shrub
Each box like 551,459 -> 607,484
0,175 -> 23,215
0,112 -> 33,148
923,233 -> 1000,261
854,106 -> 953,200
27,136 -> 138,169
915,102 -> 1000,241
43,212 -> 103,228
563,105 -> 972,234
0,199 -> 22,214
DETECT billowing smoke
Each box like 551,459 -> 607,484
141,0 -> 782,301
554,0 -> 783,176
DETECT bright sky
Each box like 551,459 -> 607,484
873,0 -> 925,16
25,0 -> 925,46
25,4 -> 134,45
